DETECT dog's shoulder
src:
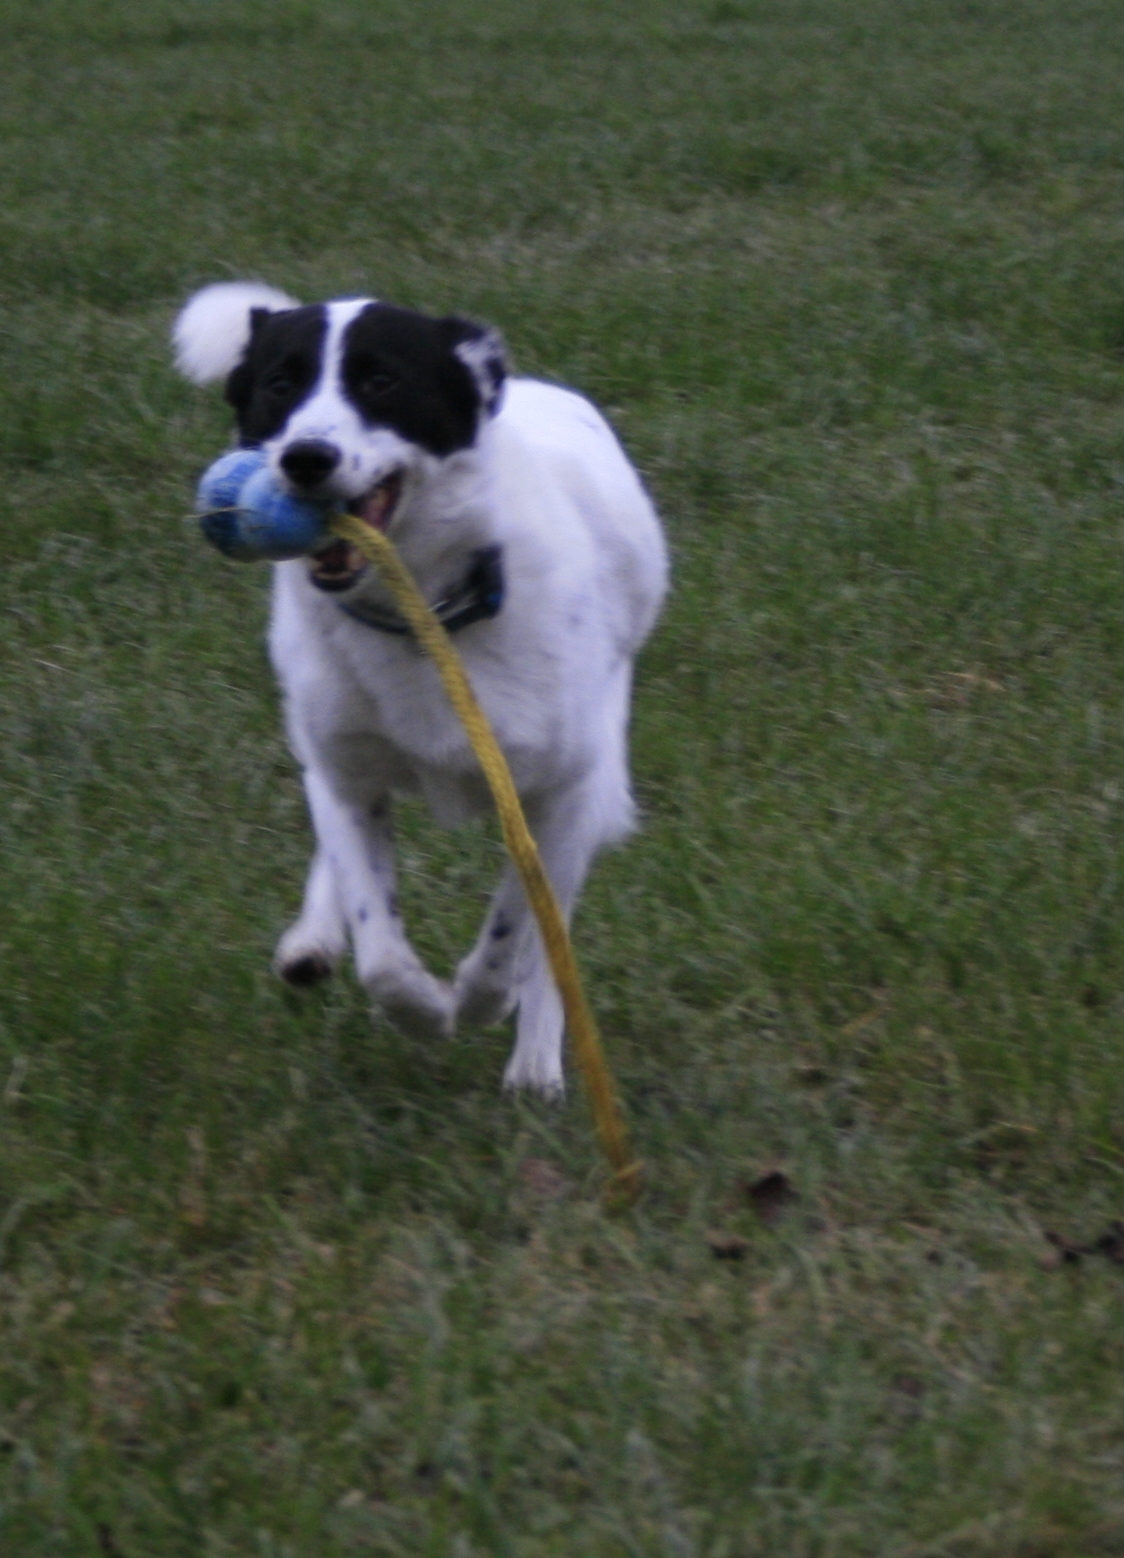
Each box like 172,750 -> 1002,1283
491,378 -> 668,648
492,377 -> 665,554
496,378 -> 630,468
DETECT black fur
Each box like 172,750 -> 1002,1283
225,305 -> 328,447
340,303 -> 495,456
224,300 -> 505,458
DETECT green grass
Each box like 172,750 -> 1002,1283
4,0 -> 1124,1551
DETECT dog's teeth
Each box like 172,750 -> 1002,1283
306,537 -> 367,592
353,472 -> 402,532
357,489 -> 388,528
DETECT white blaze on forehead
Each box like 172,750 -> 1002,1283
325,296 -> 376,384
279,298 -> 374,440
268,297 -> 413,501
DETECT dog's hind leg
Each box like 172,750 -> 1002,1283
279,768 -> 454,1040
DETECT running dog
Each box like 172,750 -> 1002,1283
173,282 -> 667,1092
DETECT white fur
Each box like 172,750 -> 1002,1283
454,328 -> 506,413
175,290 -> 668,1093
172,281 -> 300,385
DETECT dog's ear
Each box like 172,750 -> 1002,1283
172,281 -> 299,385
440,316 -> 508,417
223,308 -> 276,415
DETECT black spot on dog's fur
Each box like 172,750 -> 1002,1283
226,304 -> 329,446
340,304 -> 499,456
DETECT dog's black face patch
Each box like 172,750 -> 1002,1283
225,305 -> 328,446
339,304 -> 492,458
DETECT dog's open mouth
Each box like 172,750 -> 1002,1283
307,471 -> 404,593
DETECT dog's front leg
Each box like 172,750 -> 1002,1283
279,768 -> 453,1040
274,844 -> 348,986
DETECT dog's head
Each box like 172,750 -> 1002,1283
174,282 -> 507,562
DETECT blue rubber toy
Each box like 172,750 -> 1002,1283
195,448 -> 337,561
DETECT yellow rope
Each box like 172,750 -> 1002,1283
330,513 -> 640,1202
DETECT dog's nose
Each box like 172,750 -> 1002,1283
280,440 -> 341,488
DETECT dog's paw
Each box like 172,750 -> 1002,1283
502,1049 -> 565,1098
274,932 -> 343,987
454,933 -> 529,1029
277,951 -> 335,987
369,966 -> 456,1043
453,961 -> 518,1029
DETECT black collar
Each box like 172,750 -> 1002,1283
338,544 -> 504,638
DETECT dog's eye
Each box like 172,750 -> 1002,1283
361,370 -> 398,397
263,373 -> 295,398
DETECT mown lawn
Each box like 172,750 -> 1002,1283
4,0 -> 1124,1552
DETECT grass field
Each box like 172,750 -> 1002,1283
4,0 -> 1124,1551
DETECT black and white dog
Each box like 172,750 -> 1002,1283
174,283 -> 667,1092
